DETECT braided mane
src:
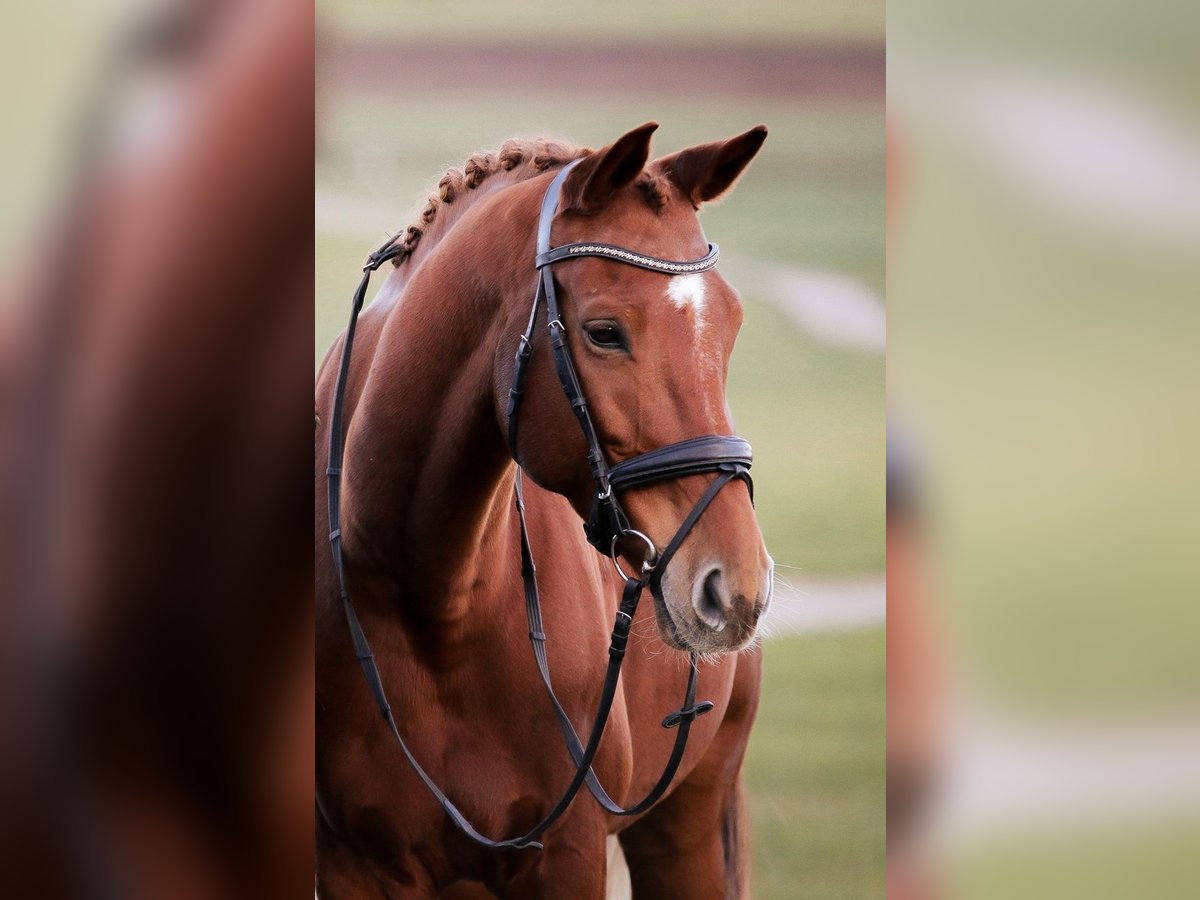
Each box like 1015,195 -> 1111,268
383,137 -> 672,269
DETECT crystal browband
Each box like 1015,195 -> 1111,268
535,241 -> 719,274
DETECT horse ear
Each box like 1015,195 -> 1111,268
561,122 -> 659,214
656,125 -> 768,208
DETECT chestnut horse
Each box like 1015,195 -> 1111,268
316,123 -> 772,898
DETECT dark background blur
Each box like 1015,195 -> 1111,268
889,1 -> 1200,898
1,2 -> 314,897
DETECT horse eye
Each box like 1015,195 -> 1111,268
585,323 -> 625,349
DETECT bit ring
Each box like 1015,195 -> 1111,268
610,529 -> 658,581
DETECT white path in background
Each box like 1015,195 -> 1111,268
762,266 -> 886,351
933,709 -> 1200,845
715,255 -> 886,353
764,574 -> 885,636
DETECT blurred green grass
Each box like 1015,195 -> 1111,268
748,628 -> 886,900
316,97 -> 884,573
947,819 -> 1200,900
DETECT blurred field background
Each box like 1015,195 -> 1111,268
316,2 -> 884,897
890,1 -> 1200,898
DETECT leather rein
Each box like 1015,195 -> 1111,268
326,159 -> 753,851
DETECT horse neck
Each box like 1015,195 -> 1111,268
369,154 -> 585,313
366,177 -> 517,313
340,190 -> 537,619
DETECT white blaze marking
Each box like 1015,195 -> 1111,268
666,273 -> 707,320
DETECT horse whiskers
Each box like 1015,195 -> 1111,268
638,641 -> 670,662
630,618 -> 660,641
741,628 -> 767,655
752,613 -> 777,643
771,569 -> 802,597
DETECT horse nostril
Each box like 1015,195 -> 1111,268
693,567 -> 727,631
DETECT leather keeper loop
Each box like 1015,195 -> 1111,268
661,701 -> 715,729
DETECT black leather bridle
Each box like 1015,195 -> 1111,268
326,159 -> 754,851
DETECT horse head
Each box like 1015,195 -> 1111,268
503,123 -> 773,655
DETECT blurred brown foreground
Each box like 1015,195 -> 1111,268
0,2 -> 314,897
